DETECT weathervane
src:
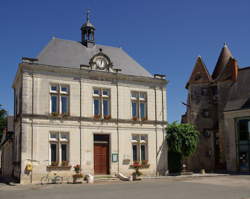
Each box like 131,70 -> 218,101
86,9 -> 90,22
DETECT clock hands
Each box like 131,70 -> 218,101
96,58 -> 105,69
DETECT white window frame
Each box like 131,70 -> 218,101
50,84 -> 69,115
131,91 -> 147,120
49,132 -> 70,166
131,134 -> 148,162
92,88 -> 111,118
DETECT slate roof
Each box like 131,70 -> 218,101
36,37 -> 152,77
212,44 -> 233,80
186,56 -> 211,88
224,67 -> 250,111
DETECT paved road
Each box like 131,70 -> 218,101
0,175 -> 250,199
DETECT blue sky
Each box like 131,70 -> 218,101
1,0 -> 250,122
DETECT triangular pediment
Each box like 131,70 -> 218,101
186,56 -> 211,89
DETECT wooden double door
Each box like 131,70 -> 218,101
94,135 -> 110,174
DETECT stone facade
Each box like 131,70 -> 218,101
182,44 -> 250,173
0,119 -> 14,177
10,16 -> 168,184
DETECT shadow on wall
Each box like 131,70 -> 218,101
157,139 -> 168,175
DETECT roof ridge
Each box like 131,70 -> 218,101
52,37 -> 122,50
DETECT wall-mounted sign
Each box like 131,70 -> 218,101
122,159 -> 130,165
112,153 -> 119,162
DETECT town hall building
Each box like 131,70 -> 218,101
10,14 -> 168,183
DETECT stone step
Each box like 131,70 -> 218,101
94,175 -> 119,182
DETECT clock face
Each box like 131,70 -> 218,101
95,57 -> 107,69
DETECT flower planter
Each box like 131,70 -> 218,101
73,173 -> 83,184
104,115 -> 111,120
51,161 -> 59,166
132,117 -> 138,121
94,115 -> 101,120
61,161 -> 69,167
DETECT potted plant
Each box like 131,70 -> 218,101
72,164 -> 83,183
61,113 -> 69,118
51,112 -> 59,117
61,161 -> 69,167
94,115 -> 101,120
131,161 -> 142,180
104,115 -> 111,120
141,160 -> 150,168
74,164 -> 81,173
51,161 -> 59,166
132,117 -> 138,121
141,117 -> 147,121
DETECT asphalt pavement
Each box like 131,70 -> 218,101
0,175 -> 250,199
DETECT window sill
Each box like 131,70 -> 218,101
130,163 -> 150,169
131,118 -> 148,122
47,165 -> 72,170
50,113 -> 70,118
93,115 -> 112,120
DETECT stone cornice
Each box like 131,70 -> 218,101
20,113 -> 167,126
19,63 -> 168,87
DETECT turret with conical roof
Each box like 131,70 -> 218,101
81,10 -> 95,47
186,56 -> 211,89
212,43 -> 233,79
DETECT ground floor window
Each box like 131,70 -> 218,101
49,132 -> 69,166
131,134 -> 148,163
237,118 -> 250,172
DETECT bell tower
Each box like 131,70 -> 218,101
81,10 -> 95,47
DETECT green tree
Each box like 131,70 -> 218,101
0,104 -> 8,141
166,122 -> 200,173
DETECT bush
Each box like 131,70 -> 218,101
166,122 -> 200,173
168,151 -> 182,173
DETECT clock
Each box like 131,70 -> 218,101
95,57 -> 107,69
90,52 -> 112,71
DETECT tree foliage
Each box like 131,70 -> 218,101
166,122 -> 200,158
0,104 -> 8,140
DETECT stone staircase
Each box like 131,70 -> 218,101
94,175 -> 119,183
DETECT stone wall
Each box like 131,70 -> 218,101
15,65 -> 167,184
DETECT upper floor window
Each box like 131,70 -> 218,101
50,84 -> 69,116
93,88 -> 111,119
131,91 -> 147,121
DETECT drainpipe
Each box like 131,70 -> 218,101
13,88 -> 16,176
154,86 -> 158,176
79,76 -> 82,168
161,86 -> 166,174
114,69 -> 121,174
30,72 -> 34,183
19,71 -> 23,183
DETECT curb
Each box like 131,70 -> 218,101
141,173 -> 229,180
